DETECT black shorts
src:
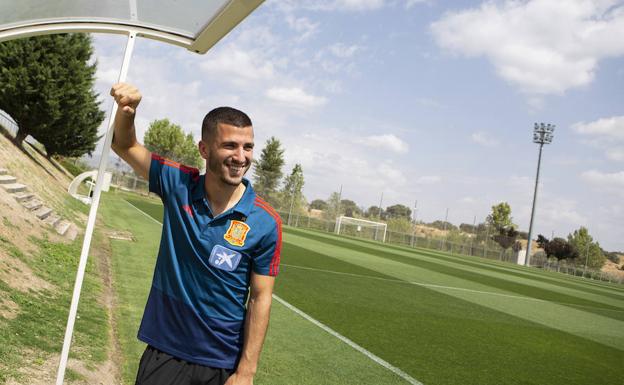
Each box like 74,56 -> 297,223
135,345 -> 233,385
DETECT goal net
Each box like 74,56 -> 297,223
334,216 -> 387,242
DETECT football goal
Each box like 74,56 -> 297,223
334,216 -> 387,242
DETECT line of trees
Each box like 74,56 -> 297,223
307,197 -> 613,268
252,137 -> 306,213
537,226 -> 607,268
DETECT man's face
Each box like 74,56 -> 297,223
200,123 -> 254,187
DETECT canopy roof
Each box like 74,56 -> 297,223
0,0 -> 263,53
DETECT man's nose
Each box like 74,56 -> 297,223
232,147 -> 245,162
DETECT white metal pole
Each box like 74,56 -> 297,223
287,187 -> 295,226
525,142 -> 544,266
411,200 -> 417,247
375,192 -> 383,241
439,208 -> 448,250
56,31 -> 137,385
469,215 -> 476,256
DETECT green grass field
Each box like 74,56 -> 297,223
100,191 -> 624,385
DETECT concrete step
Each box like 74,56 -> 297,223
0,168 -> 7,175
22,199 -> 43,211
13,192 -> 34,202
0,175 -> 17,184
1,183 -> 27,193
34,206 -> 52,220
55,221 -> 71,236
59,222 -> 79,241
44,214 -> 62,228
67,225 -> 79,241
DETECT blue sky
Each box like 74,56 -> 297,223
90,0 -> 624,251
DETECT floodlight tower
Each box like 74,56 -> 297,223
525,123 -> 555,266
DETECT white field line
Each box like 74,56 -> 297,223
272,295 -> 423,385
123,199 -> 163,226
281,263 -> 624,314
124,199 -> 423,384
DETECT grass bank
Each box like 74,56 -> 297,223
0,234 -> 108,383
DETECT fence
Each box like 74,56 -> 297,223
98,174 -> 623,285
110,172 -> 149,195
276,210 -> 623,285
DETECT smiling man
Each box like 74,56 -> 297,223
110,83 -> 281,385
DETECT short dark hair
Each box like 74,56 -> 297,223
202,107 -> 252,141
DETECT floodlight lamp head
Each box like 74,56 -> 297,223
532,122 -> 555,145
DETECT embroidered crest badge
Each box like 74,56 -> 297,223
224,220 -> 250,247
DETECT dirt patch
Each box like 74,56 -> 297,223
0,293 -> 19,320
0,200 -> 57,254
414,224 -> 448,238
602,260 -> 624,280
92,232 -> 122,384
106,230 -> 135,241
0,133 -> 73,213
4,349 -> 56,385
4,353 -> 118,385
69,357 -> 119,385
0,248 -> 55,294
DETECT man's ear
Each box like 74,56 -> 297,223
198,140 -> 208,160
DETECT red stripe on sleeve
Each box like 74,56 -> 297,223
253,201 -> 282,276
151,153 -> 200,180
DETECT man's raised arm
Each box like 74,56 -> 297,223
110,83 -> 151,180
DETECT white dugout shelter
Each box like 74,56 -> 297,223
0,1 -> 264,383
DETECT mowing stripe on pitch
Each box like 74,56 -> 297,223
124,199 -> 423,384
123,199 -> 163,225
273,295 -> 423,385
281,263 -> 624,314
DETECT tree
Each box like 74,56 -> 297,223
544,238 -> 578,261
427,220 -> 457,231
365,206 -> 384,219
387,218 -> 412,233
605,251 -> 620,264
385,204 -> 412,220
474,223 -> 492,243
324,192 -> 343,219
253,137 -> 284,204
459,223 -> 477,233
281,164 -> 305,213
487,202 -> 514,231
446,229 -> 471,244
536,234 -> 549,249
309,199 -> 327,211
487,202 -> 518,251
0,33 -> 104,156
340,199 -> 362,217
143,118 -> 202,168
492,227 -> 519,251
567,227 -> 605,268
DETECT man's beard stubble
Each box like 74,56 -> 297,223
207,152 -> 250,187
